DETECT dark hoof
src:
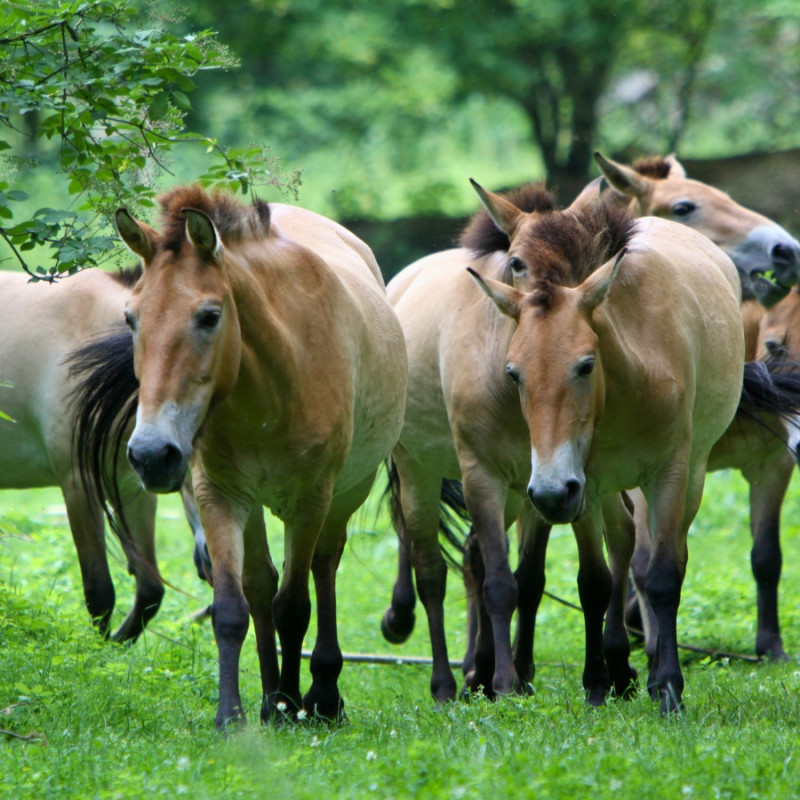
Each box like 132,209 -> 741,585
262,692 -> 301,725
585,687 -> 607,707
659,686 -> 684,715
216,711 -> 246,733
460,670 -> 495,701
380,607 -> 416,644
757,636 -> 789,662
611,666 -> 638,700
302,688 -> 346,723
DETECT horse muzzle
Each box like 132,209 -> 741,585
127,432 -> 188,493
527,478 -> 585,525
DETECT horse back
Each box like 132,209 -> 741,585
593,218 -> 745,471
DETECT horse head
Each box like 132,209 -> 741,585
115,199 -> 242,493
467,251 -> 625,524
589,151 -> 800,308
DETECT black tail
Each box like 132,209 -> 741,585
385,460 -> 470,570
65,326 -> 140,546
737,355 -> 800,442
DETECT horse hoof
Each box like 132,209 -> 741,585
380,607 -> 415,644
612,666 -> 638,700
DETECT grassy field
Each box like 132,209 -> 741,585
1,469 -> 800,799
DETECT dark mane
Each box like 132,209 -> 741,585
631,156 -> 671,180
158,186 -> 272,253
110,264 -> 143,287
523,204 -> 636,308
460,183 -> 557,257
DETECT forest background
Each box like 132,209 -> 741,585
2,0 -> 800,280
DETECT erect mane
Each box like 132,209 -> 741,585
459,183 -> 557,257
631,156 -> 671,180
158,185 -> 272,253
524,204 -> 636,309
110,263 -> 143,287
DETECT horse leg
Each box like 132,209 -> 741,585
462,464 -> 520,697
304,474 -> 375,720
743,453 -> 792,660
381,523 -> 417,645
110,489 -> 165,642
460,526 -> 483,681
61,480 -> 115,636
512,505 -> 551,687
627,488 -> 658,666
571,505 -> 613,706
181,474 -> 213,584
643,459 -> 699,714
237,509 -> 280,725
194,481 -> 251,730
393,448 -> 457,703
601,493 -> 638,698
272,485 -> 334,715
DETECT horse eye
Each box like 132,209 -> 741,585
671,200 -> 697,218
576,356 -> 595,377
506,364 -> 521,384
508,256 -> 526,275
196,308 -> 221,330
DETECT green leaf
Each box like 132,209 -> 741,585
148,92 -> 169,121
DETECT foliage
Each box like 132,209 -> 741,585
0,0 -> 300,280
176,0 -> 800,218
1,471 -> 800,797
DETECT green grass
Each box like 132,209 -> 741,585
1,470 -> 800,799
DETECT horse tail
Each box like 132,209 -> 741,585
736,355 -> 800,443
65,327 -> 141,552
383,460 -> 469,570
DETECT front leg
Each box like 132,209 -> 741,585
194,477 -> 251,730
571,503 -> 613,706
601,493 -> 637,698
272,482 -> 334,716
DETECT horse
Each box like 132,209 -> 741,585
468,192 -> 746,712
584,154 -> 800,662
76,186 -> 407,729
382,165 -> 800,707
0,267 -> 204,641
579,152 -> 800,310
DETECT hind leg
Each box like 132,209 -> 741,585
110,489 -> 165,642
393,446 -> 458,703
460,462 -> 521,697
744,454 -> 792,660
62,480 -> 116,636
381,512 -> 417,644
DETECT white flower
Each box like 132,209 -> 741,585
389,729 -> 397,738
277,701 -> 287,712
296,709 -> 307,721
366,751 -> 377,761
177,756 -> 190,772
310,735 -> 320,748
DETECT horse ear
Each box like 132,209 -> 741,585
470,179 -> 523,238
115,209 -> 157,265
579,248 -> 627,314
593,152 -> 650,201
663,153 -> 687,179
467,267 -> 523,320
183,207 -> 222,262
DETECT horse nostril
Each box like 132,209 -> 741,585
161,442 -> 183,475
772,242 -> 798,267
127,444 -> 142,473
565,479 -> 581,506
